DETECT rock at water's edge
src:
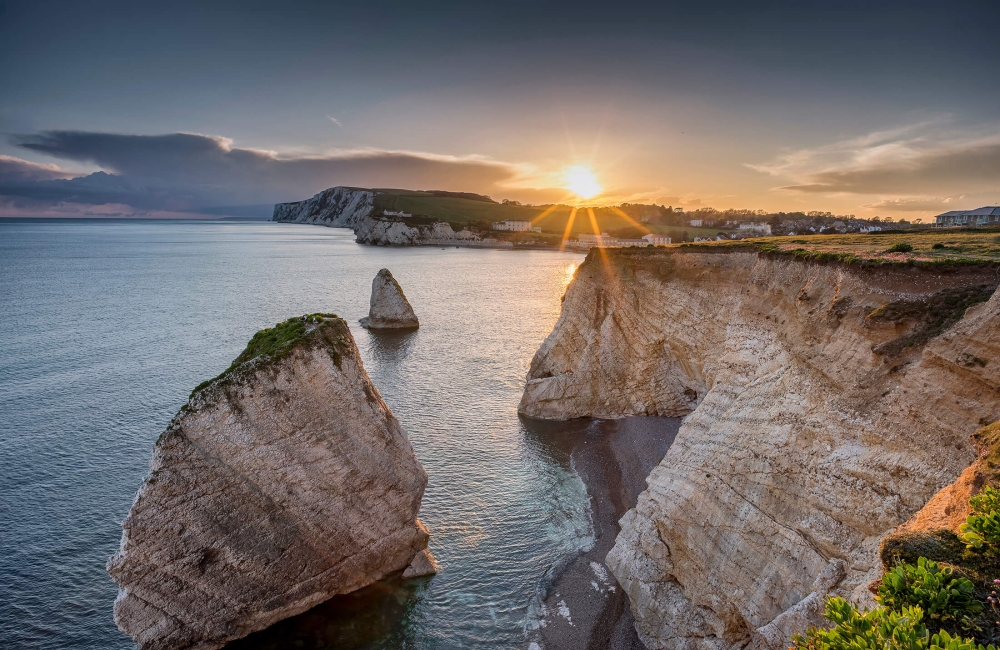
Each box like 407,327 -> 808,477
402,546 -> 439,579
360,268 -> 420,329
107,314 -> 435,650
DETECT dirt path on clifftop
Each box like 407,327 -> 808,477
523,417 -> 681,650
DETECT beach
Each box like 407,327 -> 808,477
523,416 -> 682,649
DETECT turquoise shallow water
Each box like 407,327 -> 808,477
0,219 -> 590,649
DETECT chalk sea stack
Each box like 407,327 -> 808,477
360,268 -> 420,330
107,314 -> 434,650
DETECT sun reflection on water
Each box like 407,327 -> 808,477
563,263 -> 577,290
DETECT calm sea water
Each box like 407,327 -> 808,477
0,219 -> 591,649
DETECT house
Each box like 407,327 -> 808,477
492,220 -> 535,232
569,232 -> 659,249
936,207 -> 1000,227
688,219 -> 703,227
738,222 -> 772,236
577,232 -> 611,243
642,233 -> 671,245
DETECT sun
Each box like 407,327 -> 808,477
562,165 -> 602,200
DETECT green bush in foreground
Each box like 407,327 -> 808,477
887,242 -> 915,253
877,557 -> 982,634
793,598 -> 995,650
961,487 -> 1000,555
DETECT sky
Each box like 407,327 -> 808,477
1,0 -> 998,219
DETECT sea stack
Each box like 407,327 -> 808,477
107,314 -> 435,650
360,268 -> 420,329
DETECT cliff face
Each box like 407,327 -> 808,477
271,187 -> 375,227
108,315 -> 432,650
272,186 -> 480,246
519,248 -> 1000,650
353,215 -> 479,246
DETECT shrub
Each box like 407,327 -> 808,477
961,486 -> 1000,555
933,243 -> 946,249
877,557 -> 982,633
888,242 -> 915,253
793,598 -> 994,650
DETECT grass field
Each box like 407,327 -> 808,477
372,189 -> 651,235
680,228 -> 1000,265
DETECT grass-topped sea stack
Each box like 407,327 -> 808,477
107,314 -> 435,650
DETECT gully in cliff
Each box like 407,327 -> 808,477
107,314 -> 435,650
520,246 -> 1000,650
360,268 -> 420,330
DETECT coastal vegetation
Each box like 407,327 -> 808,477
189,313 -> 344,397
371,188 -> 716,237
797,424 -> 1000,650
678,229 -> 1000,266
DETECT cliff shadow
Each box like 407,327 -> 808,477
224,571 -> 430,650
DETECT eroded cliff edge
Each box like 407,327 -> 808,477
108,315 -> 433,650
518,247 -> 1000,650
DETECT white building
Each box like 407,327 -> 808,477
577,232 -> 611,244
384,210 -> 412,218
688,219 -> 703,227
936,207 -> 1000,227
492,220 -> 535,232
568,232 -> 665,249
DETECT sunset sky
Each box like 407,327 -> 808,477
1,0 -> 998,219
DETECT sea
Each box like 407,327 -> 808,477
0,219 -> 594,649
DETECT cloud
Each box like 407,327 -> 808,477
326,115 -> 343,127
862,197 -> 964,212
3,130 -> 540,215
0,155 -> 76,183
748,121 -> 1000,197
780,142 -> 1000,195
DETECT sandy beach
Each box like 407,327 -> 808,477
523,416 -> 682,650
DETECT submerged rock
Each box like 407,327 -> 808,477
107,314 -> 435,650
360,268 -> 420,329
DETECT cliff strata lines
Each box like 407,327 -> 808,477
108,315 -> 433,650
518,248 -> 1000,650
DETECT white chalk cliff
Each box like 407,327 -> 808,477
519,247 -> 1000,650
272,186 -> 479,246
360,268 -> 420,329
108,315 -> 434,650
270,187 -> 375,228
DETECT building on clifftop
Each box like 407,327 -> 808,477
936,207 -> 1000,227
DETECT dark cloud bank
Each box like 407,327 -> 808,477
1,131 -> 525,217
